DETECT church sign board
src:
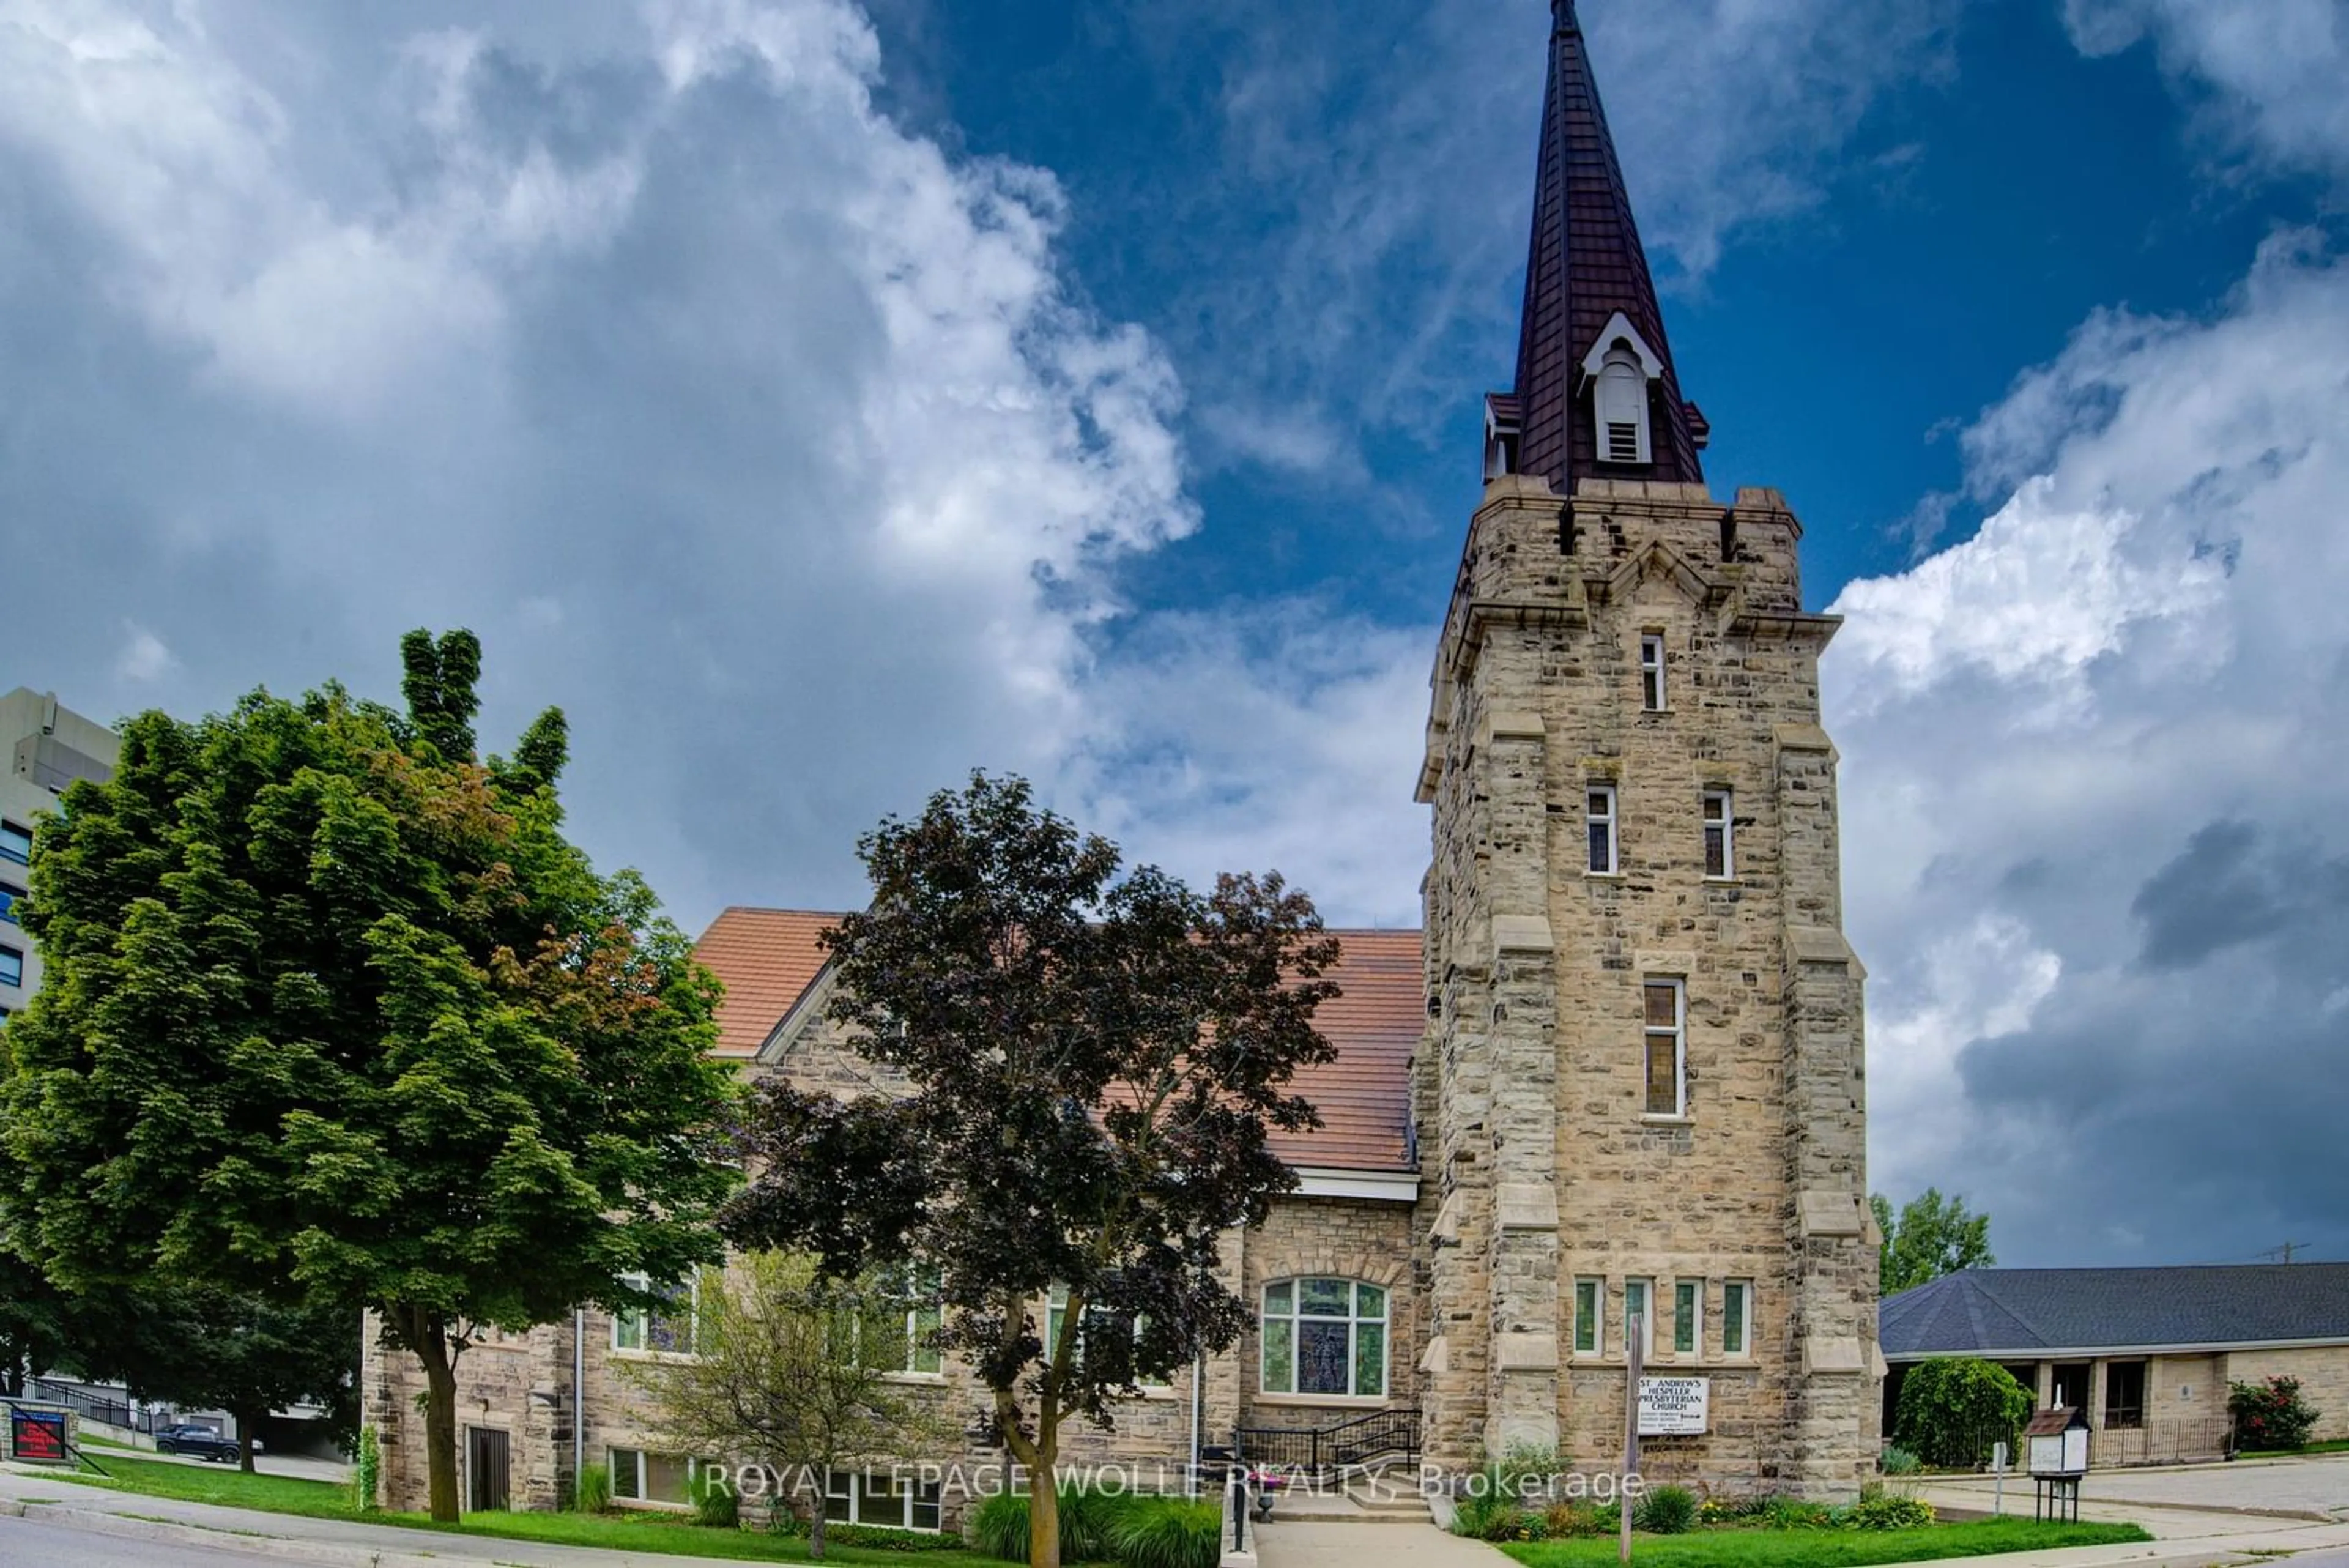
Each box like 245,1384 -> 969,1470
1637,1377 -> 1709,1436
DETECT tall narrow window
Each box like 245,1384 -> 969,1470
1624,1279 -> 1653,1356
1644,979 -> 1685,1117
1723,1281 -> 1751,1357
1573,1279 -> 1602,1356
1702,789 -> 1734,879
1640,634 -> 1666,711
1586,784 -> 1619,875
1673,1280 -> 1700,1355
1595,347 -> 1651,464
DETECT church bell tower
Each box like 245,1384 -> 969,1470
1412,0 -> 1880,1496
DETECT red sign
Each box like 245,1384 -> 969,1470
10,1410 -> 67,1463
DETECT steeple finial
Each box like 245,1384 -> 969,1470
1488,0 -> 1704,492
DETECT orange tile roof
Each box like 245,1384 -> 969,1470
1267,930 -> 1424,1175
694,907 -> 845,1058
692,911 -> 1425,1172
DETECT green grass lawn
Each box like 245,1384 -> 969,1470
2240,1439 -> 2349,1459
1497,1518 -> 2151,1566
35,1454 -> 1001,1564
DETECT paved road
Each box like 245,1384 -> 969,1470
0,1511 -> 284,1563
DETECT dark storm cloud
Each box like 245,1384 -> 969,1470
2131,820 -> 2349,971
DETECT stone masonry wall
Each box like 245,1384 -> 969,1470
1416,474 -> 1878,1496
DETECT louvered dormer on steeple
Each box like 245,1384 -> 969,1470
1485,0 -> 1707,492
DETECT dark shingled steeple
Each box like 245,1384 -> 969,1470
1491,0 -> 1705,493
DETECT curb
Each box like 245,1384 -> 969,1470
7,1498 -> 453,1567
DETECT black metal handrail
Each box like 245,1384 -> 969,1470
1233,1406 -> 1419,1480
22,1378 -> 158,1434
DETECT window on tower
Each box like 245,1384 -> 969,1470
1640,633 -> 1666,711
1703,789 -> 1734,879
1643,979 -> 1685,1118
1586,784 -> 1619,875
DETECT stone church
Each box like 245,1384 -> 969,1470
362,0 -> 1879,1518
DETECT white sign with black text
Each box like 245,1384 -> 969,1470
1636,1376 -> 1710,1436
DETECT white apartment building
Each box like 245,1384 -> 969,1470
0,688 -> 121,1021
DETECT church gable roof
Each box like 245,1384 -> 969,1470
692,909 -> 1425,1174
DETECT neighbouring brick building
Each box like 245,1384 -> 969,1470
1882,1265 -> 2349,1465
362,0 -> 1880,1518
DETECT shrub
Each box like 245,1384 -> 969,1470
1634,1484 -> 1698,1534
971,1484 -> 1176,1564
1894,1356 -> 2033,1469
1756,1494 -> 1832,1530
1880,1444 -> 1921,1475
1543,1501 -> 1616,1537
574,1461 -> 612,1514
691,1466 -> 739,1529
770,1518 -> 970,1552
1107,1498 -> 1222,1568
1450,1490 -> 1518,1540
971,1491 -> 1032,1561
2230,1376 -> 2320,1451
1835,1493 -> 1935,1530
352,1425 -> 380,1512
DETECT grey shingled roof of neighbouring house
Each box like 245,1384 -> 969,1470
1879,1263 -> 2349,1360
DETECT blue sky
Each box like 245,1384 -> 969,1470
2,0 -> 2347,1268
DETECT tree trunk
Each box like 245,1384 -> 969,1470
1028,1463 -> 1059,1568
237,1405 -> 262,1473
808,1496 -> 826,1561
412,1314 -> 462,1523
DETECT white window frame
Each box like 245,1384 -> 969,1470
1702,788 -> 1734,880
1572,1278 -> 1603,1359
1642,978 -> 1687,1119
1586,784 -> 1619,877
1258,1277 -> 1389,1399
1623,1279 -> 1655,1358
1046,1285 -> 1168,1389
612,1272 -> 699,1356
1639,634 -> 1667,712
607,1446 -> 699,1509
821,1466 -> 944,1533
1672,1279 -> 1701,1358
1723,1280 -> 1754,1359
883,1265 -> 943,1376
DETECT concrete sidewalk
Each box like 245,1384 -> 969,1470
10,1457 -> 2349,1568
0,1463 -> 746,1568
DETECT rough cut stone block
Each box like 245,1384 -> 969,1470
1803,1335 -> 1866,1375
1497,1184 -> 1559,1230
1799,1191 -> 1863,1238
1497,1332 -> 1560,1371
1491,915 -> 1555,954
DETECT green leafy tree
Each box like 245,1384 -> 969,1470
0,631 -> 740,1521
83,1287 -> 357,1473
620,1252 -> 949,1558
1871,1189 -> 1995,1295
1893,1357 -> 2032,1470
721,773 -> 1339,1568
